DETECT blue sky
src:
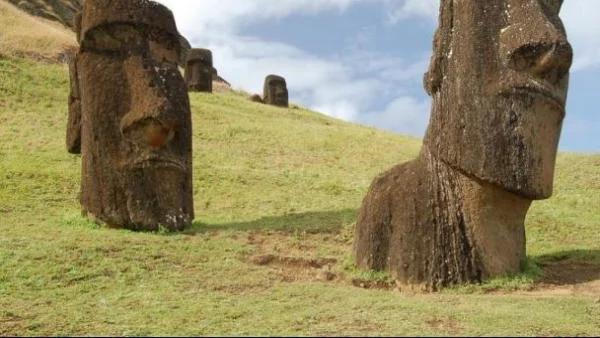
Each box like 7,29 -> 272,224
156,0 -> 600,153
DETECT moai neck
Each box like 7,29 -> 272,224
421,146 -> 532,280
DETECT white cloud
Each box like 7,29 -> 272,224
381,0 -> 600,73
154,0 -> 434,138
156,0 -> 383,34
387,0 -> 438,24
561,0 -> 600,72
361,95 -> 430,137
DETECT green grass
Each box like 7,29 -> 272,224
1,56 -> 599,336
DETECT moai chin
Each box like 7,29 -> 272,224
263,74 -> 288,107
185,48 -> 214,93
66,11 -> 82,154
76,0 -> 194,231
354,0 -> 572,290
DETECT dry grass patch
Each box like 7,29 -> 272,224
0,0 -> 76,62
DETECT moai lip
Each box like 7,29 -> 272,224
354,0 -> 572,290
185,48 -> 215,93
74,0 -> 194,231
263,74 -> 289,108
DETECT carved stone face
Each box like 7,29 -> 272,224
77,0 -> 193,230
185,48 -> 213,92
263,75 -> 288,107
424,0 -> 572,199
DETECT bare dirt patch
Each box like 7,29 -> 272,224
249,254 -> 338,283
243,230 -> 600,296
425,316 -> 464,335
528,261 -> 600,296
539,261 -> 600,285
350,278 -> 396,291
244,231 -> 343,283
0,312 -> 26,336
484,261 -> 600,297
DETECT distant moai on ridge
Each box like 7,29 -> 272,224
263,74 -> 288,107
66,11 -> 82,154
185,48 -> 215,93
71,0 -> 194,231
353,0 -> 573,290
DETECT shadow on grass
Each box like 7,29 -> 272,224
187,208 -> 358,234
532,249 -> 600,285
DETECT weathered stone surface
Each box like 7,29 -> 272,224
66,51 -> 81,154
66,11 -> 82,154
72,10 -> 82,42
75,0 -> 194,231
185,48 -> 214,92
263,74 -> 288,107
354,0 -> 572,290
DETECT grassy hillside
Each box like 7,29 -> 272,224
0,0 -> 76,62
2,2 -> 596,336
1,56 -> 599,336
5,0 -> 81,29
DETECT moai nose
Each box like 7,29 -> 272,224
500,4 -> 573,83
119,56 -> 183,148
505,40 -> 573,82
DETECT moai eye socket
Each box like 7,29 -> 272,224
84,24 -> 144,52
148,28 -> 180,64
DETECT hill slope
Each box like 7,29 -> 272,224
1,3 -> 600,334
1,55 -> 599,336
0,0 -> 76,61
5,0 -> 81,28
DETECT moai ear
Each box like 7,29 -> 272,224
423,0 -> 453,96
73,11 -> 82,43
424,29 -> 443,95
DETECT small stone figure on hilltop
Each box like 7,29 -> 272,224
263,74 -> 288,107
185,48 -> 215,93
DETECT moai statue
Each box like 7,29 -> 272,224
76,0 -> 194,231
66,11 -> 82,154
354,0 -> 572,290
263,74 -> 288,107
185,48 -> 214,92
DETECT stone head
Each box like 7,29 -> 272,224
423,0 -> 572,199
185,48 -> 214,92
263,74 -> 289,107
79,0 -> 190,164
77,0 -> 193,229
186,48 -> 213,68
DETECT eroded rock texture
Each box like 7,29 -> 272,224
354,0 -> 572,290
75,0 -> 194,231
185,48 -> 214,92
263,74 -> 288,107
66,11 -> 81,154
